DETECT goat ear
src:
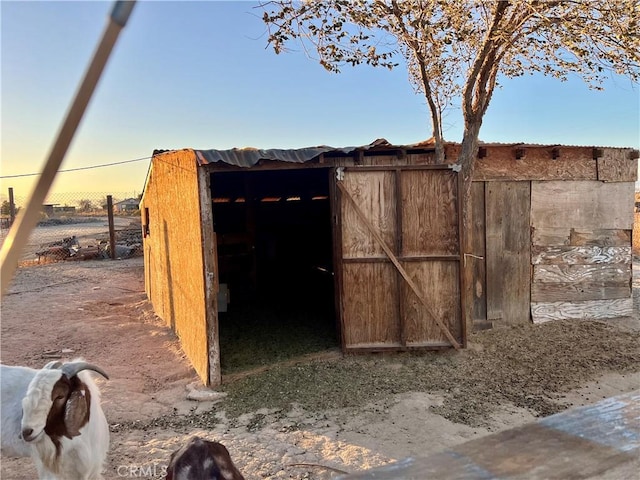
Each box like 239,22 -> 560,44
63,387 -> 89,437
44,361 -> 63,369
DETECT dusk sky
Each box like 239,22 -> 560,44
1,0 -> 639,201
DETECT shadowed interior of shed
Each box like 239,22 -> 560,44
209,167 -> 338,373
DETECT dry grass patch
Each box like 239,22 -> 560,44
218,320 -> 639,427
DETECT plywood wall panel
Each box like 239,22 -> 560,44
470,146 -> 598,181
533,264 -> 632,284
531,181 -> 634,230
406,153 -> 436,165
533,228 -> 632,247
531,246 -> 631,265
342,263 -> 400,348
531,282 -> 631,302
597,149 -> 638,182
531,298 -> 633,323
532,228 -> 572,246
341,171 -> 396,259
141,149 -> 210,384
569,229 -> 632,247
401,261 -> 461,345
400,170 -> 458,256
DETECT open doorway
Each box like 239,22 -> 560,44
209,167 -> 338,374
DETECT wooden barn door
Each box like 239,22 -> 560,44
336,166 -> 464,351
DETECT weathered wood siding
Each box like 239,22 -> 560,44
530,181 -> 634,323
468,182 -> 487,329
198,168 -> 220,386
340,170 -> 400,348
140,149 -> 210,384
400,169 -> 462,345
339,167 -> 463,350
484,182 -> 531,324
341,171 -> 396,260
342,262 -> 401,347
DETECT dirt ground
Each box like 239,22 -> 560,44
1,257 -> 639,479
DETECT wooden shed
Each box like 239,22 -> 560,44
140,140 -> 637,386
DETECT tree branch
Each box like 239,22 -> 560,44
463,0 -> 511,119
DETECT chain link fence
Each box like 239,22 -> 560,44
0,191 -> 143,264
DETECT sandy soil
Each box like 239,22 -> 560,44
1,258 -> 638,479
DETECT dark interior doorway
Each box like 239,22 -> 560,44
209,167 -> 338,373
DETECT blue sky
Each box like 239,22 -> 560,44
1,0 -> 639,198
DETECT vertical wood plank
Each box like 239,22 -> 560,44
485,182 -> 531,323
198,167 -> 219,386
469,182 -> 487,323
395,170 -> 405,346
329,168 -> 344,348
485,184 -> 504,320
457,172 -> 467,346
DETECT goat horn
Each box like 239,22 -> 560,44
60,362 -> 109,380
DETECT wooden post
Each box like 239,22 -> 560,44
107,195 -> 116,259
8,188 -> 16,225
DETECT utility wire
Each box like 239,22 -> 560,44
0,156 -> 151,179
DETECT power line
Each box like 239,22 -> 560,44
0,156 -> 151,179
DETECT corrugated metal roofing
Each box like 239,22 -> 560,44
195,146 -> 336,168
193,138 -> 435,168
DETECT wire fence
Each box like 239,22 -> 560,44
0,191 -> 143,264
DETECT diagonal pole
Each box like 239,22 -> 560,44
0,1 -> 136,296
337,180 -> 461,349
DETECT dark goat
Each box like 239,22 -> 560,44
165,436 -> 244,480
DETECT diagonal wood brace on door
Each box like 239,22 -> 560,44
337,181 -> 461,350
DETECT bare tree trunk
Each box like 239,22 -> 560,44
457,119 -> 482,334
458,121 -> 482,195
434,135 -> 446,164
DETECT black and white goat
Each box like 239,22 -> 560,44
165,436 -> 245,480
1,360 -> 110,479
